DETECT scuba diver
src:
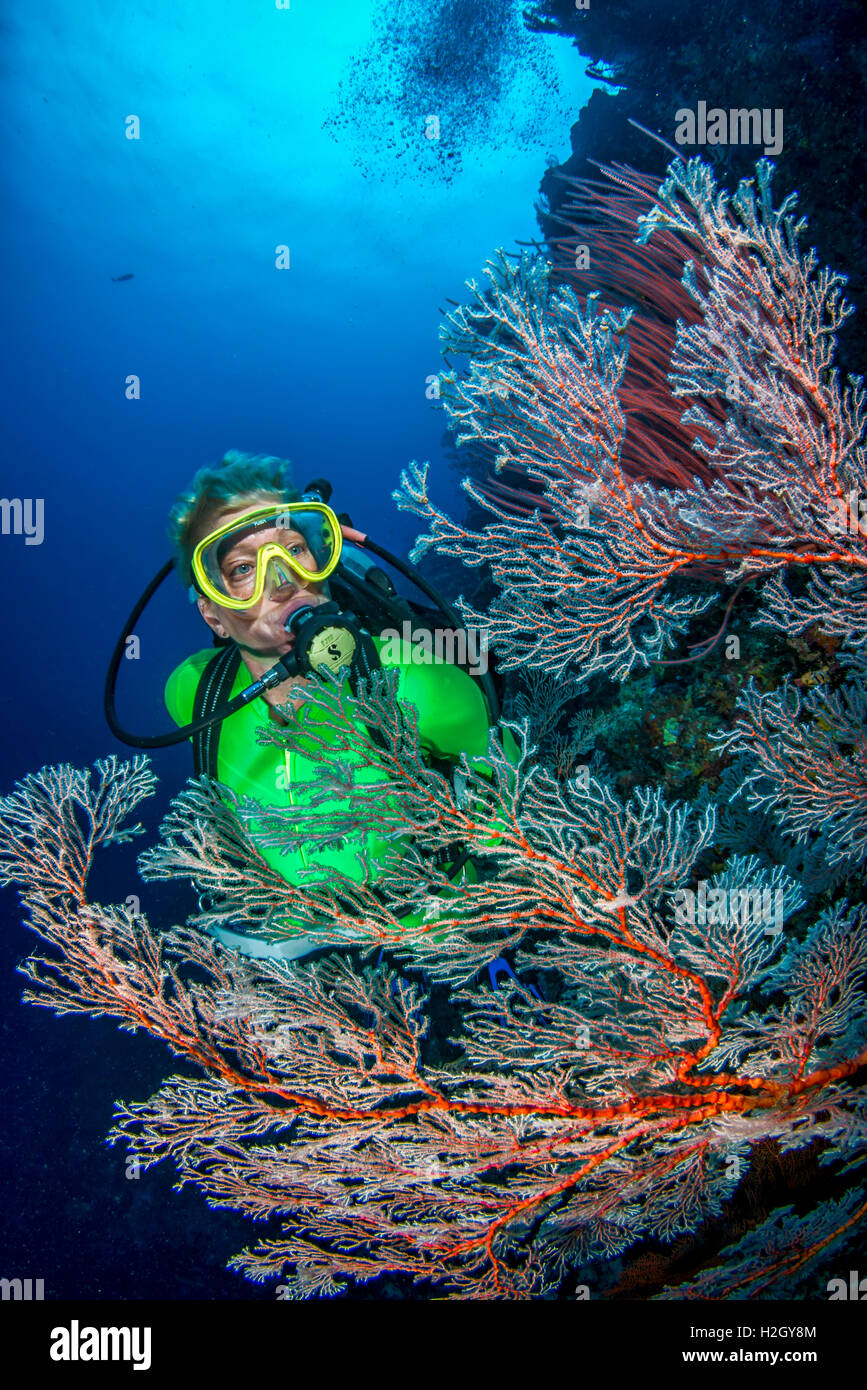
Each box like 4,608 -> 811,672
105,451 -> 503,962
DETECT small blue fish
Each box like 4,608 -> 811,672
111,273 -> 134,282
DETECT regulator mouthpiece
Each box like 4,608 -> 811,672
285,602 -> 362,678
285,605 -> 315,637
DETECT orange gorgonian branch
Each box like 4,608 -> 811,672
2,678 -> 865,1300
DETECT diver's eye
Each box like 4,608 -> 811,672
225,560 -> 255,587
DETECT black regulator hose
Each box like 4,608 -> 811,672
103,560 -> 290,749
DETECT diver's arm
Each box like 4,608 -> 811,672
402,660 -> 491,763
164,649 -> 216,726
400,660 -> 520,867
406,660 -> 522,769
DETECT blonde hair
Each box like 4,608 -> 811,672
168,450 -> 298,585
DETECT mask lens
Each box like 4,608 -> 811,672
195,504 -> 342,608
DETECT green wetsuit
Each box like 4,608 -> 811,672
165,641 -> 492,960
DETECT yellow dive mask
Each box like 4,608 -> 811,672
191,502 -> 343,610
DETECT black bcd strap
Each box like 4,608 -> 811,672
191,644 -> 242,779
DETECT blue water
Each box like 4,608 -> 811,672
1,1 -> 589,1299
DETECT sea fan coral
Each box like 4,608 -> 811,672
2,676 -> 865,1299
395,158 -> 867,680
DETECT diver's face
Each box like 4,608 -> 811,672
195,506 -> 328,658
